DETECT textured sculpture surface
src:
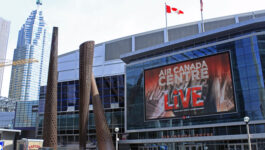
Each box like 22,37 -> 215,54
43,27 -> 58,149
91,73 -> 115,150
79,41 -> 94,149
79,41 -> 115,150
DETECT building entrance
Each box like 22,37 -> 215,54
227,143 -> 257,150
178,144 -> 203,150
138,144 -> 203,150
133,142 -> 260,150
138,146 -> 159,150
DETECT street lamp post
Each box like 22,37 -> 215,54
244,116 -> 252,150
115,127 -> 119,150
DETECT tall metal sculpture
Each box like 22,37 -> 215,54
78,41 -> 115,150
79,41 -> 94,149
43,27 -> 58,149
91,73 -> 115,150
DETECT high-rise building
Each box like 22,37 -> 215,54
9,0 -> 51,101
0,17 -> 10,96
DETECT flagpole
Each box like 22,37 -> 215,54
200,0 -> 205,32
201,10 -> 205,32
165,2 -> 168,42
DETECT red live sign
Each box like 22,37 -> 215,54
164,86 -> 203,111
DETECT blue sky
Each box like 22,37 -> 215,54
0,0 -> 265,96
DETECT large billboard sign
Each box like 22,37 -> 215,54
144,52 -> 236,120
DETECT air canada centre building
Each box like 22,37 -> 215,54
35,10 -> 265,150
120,13 -> 265,149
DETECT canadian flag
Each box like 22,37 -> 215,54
166,5 -> 184,14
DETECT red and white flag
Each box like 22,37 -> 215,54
166,5 -> 184,14
200,0 -> 203,12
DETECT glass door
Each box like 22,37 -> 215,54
178,145 -> 203,150
228,143 -> 257,150
138,145 -> 162,150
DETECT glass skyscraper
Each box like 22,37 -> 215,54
9,1 -> 51,101
0,17 -> 10,96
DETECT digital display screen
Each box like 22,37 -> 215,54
144,52 -> 236,120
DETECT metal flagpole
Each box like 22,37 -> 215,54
200,0 -> 205,32
165,2 -> 168,42
201,10 -> 205,32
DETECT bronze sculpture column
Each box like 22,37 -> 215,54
43,27 -> 58,149
91,73 -> 115,150
79,41 -> 94,149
